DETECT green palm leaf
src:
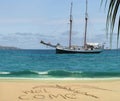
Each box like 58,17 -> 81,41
102,0 -> 120,48
117,16 -> 120,48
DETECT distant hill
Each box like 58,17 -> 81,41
0,45 -> 20,50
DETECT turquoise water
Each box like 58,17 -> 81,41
0,49 -> 120,79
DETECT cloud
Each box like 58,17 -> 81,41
0,31 -> 118,49
0,16 -> 111,49
0,32 -> 64,49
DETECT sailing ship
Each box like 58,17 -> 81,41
40,0 -> 104,54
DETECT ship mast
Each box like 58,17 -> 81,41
69,2 -> 73,48
84,0 -> 88,49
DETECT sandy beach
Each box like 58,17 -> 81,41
0,79 -> 120,101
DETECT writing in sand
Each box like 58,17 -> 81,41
18,84 -> 112,100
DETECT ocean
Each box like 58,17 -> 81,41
0,49 -> 120,79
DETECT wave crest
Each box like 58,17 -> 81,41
1,70 -> 120,78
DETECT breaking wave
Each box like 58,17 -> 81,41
1,70 -> 120,78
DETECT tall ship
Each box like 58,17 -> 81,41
41,0 -> 104,54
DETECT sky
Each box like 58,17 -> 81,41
0,0 -> 119,49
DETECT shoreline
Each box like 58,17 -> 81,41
1,77 -> 120,81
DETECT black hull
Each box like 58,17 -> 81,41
56,48 -> 102,54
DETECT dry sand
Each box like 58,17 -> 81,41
0,79 -> 120,101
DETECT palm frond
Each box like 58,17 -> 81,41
105,0 -> 120,48
117,16 -> 120,48
100,0 -> 108,10
106,0 -> 116,48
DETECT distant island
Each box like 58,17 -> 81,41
0,45 -> 20,50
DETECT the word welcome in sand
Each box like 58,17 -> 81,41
18,84 -> 112,100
